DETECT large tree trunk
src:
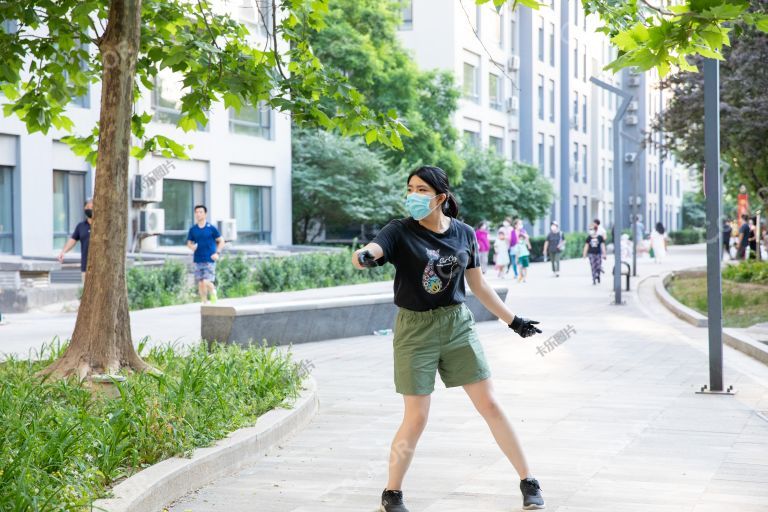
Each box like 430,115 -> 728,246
38,0 -> 155,381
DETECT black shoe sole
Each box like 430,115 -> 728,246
522,503 -> 546,510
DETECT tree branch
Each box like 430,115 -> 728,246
640,0 -> 675,17
271,0 -> 288,81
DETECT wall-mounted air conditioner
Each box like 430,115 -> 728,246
627,100 -> 639,111
506,96 -> 519,112
625,115 -> 638,126
627,75 -> 641,87
217,219 -> 238,241
139,209 -> 165,235
132,174 -> 163,203
507,55 -> 520,71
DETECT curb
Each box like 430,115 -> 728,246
654,272 -> 708,327
655,271 -> 768,365
91,377 -> 319,512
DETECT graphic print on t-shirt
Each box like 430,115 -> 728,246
422,248 -> 459,294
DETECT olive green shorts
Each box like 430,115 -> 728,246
393,303 -> 491,395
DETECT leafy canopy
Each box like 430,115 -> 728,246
0,0 -> 411,162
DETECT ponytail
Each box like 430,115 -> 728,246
442,192 -> 460,218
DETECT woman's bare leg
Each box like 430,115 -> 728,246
463,378 -> 531,479
386,394 -> 431,490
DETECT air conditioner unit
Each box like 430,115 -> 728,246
627,100 -> 639,111
507,55 -> 520,71
629,67 -> 641,77
139,209 -> 165,235
627,75 -> 641,87
506,96 -> 519,112
625,115 -> 638,126
570,115 -> 579,130
624,152 -> 637,163
132,174 -> 163,203
218,219 -> 238,242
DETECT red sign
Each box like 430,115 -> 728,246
737,193 -> 749,219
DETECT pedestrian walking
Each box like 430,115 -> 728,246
514,232 -> 532,283
594,218 -> 607,239
542,221 -> 564,277
583,225 -> 606,285
352,165 -> 546,512
474,221 -> 490,274
650,222 -> 667,264
748,217 -> 757,260
57,198 -> 93,283
736,214 -> 750,260
493,228 -> 510,278
722,219 -> 733,260
502,217 -> 518,279
186,205 -> 224,304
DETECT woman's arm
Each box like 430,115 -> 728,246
465,267 -> 515,324
583,243 -> 588,258
352,242 -> 384,270
601,242 -> 607,258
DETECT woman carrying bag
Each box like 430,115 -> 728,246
353,166 -> 546,511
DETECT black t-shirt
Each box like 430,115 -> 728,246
738,223 -> 750,249
71,220 -> 91,272
585,234 -> 604,255
372,217 -> 480,312
546,232 -> 563,254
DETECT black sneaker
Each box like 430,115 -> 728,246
520,478 -> 545,510
380,489 -> 409,512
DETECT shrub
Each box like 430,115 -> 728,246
722,260 -> 768,285
216,253 -> 256,298
669,229 -> 705,245
126,260 -> 189,310
0,339 -> 307,510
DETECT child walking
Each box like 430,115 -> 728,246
494,229 -> 510,278
515,232 -> 532,283
353,166 -> 546,511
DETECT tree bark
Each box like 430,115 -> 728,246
38,0 -> 155,380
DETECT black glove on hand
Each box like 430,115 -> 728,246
357,250 -> 378,268
509,316 -> 542,338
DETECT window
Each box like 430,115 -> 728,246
231,185 -> 271,244
537,18 -> 544,61
0,166 -> 13,254
582,196 -> 588,231
67,42 -> 90,108
573,196 -> 579,232
510,138 -> 518,160
153,69 -> 183,125
467,4 -> 480,33
548,79 -> 555,122
572,92 -> 578,130
582,94 -> 587,132
2,19 -> 18,33
463,62 -> 479,103
601,121 -> 605,149
608,162 -> 614,191
582,49 -> 587,81
159,179 -> 206,246
573,44 -> 578,78
537,74 -> 544,120
572,142 -> 579,183
548,135 -> 556,178
236,0 -> 272,38
537,133 -> 545,173
601,159 -> 605,188
229,102 -> 272,139
582,144 -> 587,183
489,73 -> 502,110
608,125 -> 613,150
549,23 -> 555,66
573,1 -> 579,26
401,0 -> 413,29
463,130 -> 480,148
491,8 -> 503,48
676,178 -> 681,198
52,170 -> 86,250
489,135 -> 504,154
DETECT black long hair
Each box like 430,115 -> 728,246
407,166 -> 460,218
655,222 -> 665,235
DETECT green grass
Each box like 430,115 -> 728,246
667,275 -> 768,328
0,339 -> 307,511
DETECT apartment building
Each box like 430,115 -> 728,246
398,0 -> 688,236
0,1 -> 291,259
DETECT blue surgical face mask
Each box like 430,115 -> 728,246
405,193 -> 440,221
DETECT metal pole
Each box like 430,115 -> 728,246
703,58 -> 724,392
590,77 -> 632,305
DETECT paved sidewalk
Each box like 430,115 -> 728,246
167,245 -> 768,512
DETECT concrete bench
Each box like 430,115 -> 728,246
202,286 -> 509,346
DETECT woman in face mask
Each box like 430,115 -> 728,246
352,166 -> 546,512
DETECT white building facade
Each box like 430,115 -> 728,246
0,3 -> 292,258
398,0 -> 688,236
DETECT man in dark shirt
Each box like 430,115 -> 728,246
542,221 -> 564,277
736,214 -> 750,260
187,204 -> 224,304
57,199 -> 93,282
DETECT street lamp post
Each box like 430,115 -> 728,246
590,76 -> 633,305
